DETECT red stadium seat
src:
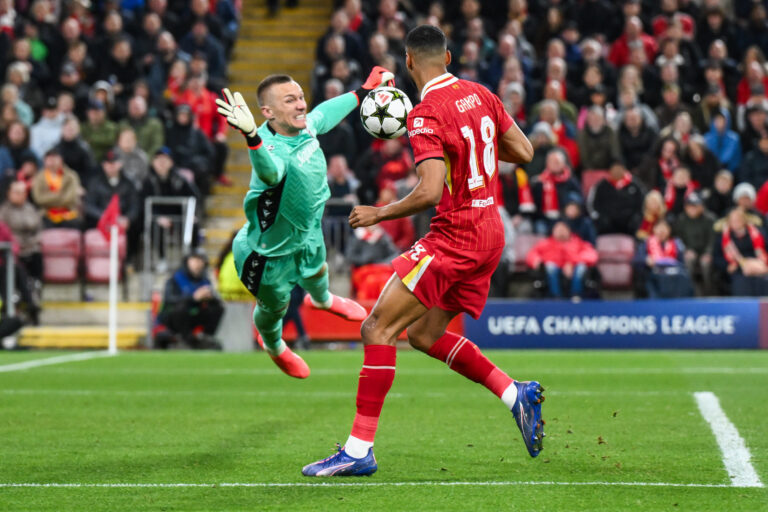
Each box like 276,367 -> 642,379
596,234 -> 636,289
513,233 -> 545,272
83,229 -> 127,283
581,170 -> 610,198
40,229 -> 82,283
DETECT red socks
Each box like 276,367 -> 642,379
427,332 -> 513,398
350,344 -> 397,443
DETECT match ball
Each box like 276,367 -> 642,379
360,86 -> 413,139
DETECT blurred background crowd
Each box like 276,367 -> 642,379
0,0 -> 240,326
316,0 -> 768,301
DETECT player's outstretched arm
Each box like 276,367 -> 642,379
349,158 -> 445,228
308,66 -> 395,136
498,120 -> 534,164
216,88 -> 283,186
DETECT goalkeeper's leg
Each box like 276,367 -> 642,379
298,238 -> 367,322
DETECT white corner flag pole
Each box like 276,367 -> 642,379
108,224 -> 119,355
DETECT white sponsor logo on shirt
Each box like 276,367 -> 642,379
413,117 -> 424,127
471,197 -> 495,208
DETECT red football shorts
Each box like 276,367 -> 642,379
391,237 -> 502,319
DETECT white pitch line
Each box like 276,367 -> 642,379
0,480 -> 739,489
0,388 -> 689,398
33,366 -> 768,377
694,392 -> 764,488
0,351 -> 115,373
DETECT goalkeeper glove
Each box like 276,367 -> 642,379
216,88 -> 262,148
354,66 -> 396,103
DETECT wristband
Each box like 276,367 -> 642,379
245,130 -> 262,149
353,88 -> 370,105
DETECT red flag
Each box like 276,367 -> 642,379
97,194 -> 122,241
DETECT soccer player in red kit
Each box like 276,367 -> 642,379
302,25 -> 543,477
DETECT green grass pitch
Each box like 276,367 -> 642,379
1,349 -> 766,511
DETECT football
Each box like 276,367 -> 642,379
360,86 -> 413,139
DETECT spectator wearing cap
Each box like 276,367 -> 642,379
589,161 -> 645,236
57,61 -> 90,119
54,115 -> 96,187
739,131 -> 768,188
81,99 -> 118,164
703,110 -> 742,172
577,105 -> 621,171
164,103 -> 214,195
29,96 -> 62,160
119,95 -> 165,157
114,127 -> 149,189
31,149 -> 81,229
618,106 -> 657,174
531,149 -> 582,235
673,192 -> 715,294
172,72 -> 229,186
731,182 -> 766,230
0,180 -> 42,284
84,150 -> 140,258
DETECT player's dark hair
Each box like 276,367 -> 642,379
405,25 -> 447,58
257,74 -> 294,106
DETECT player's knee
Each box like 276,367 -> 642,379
309,263 -> 327,280
360,313 -> 395,346
406,327 -> 433,353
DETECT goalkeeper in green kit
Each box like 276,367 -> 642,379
215,67 -> 394,379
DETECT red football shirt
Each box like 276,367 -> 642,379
407,73 -> 515,252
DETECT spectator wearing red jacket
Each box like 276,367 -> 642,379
526,221 -> 598,298
608,16 -> 658,68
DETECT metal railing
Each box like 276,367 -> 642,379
141,196 -> 197,300
0,242 -> 14,318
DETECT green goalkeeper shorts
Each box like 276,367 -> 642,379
232,225 -> 326,309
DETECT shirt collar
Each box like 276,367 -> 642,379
421,72 -> 458,100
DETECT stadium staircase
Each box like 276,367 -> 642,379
203,0 -> 333,262
15,2 -> 333,349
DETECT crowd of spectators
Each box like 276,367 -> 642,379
0,0 -> 239,323
317,0 -> 768,299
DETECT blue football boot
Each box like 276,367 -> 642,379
511,380 -> 545,457
302,444 -> 378,477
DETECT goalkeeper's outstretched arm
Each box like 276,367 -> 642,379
216,88 -> 284,186
308,66 -> 396,136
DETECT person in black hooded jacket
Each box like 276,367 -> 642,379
164,103 -> 214,196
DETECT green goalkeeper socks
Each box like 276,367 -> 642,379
299,265 -> 332,307
253,304 -> 286,353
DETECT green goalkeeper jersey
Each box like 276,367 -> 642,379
242,92 -> 358,257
